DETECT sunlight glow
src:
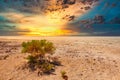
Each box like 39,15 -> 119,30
23,27 -> 75,36
15,1 -> 85,36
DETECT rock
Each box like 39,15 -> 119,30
0,55 -> 9,60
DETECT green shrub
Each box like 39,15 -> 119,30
22,40 -> 55,57
61,71 -> 68,80
22,40 -> 58,75
61,71 -> 66,77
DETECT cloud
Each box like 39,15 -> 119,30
0,0 -> 120,36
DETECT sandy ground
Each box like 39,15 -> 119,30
0,37 -> 120,80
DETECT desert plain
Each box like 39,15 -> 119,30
0,36 -> 120,80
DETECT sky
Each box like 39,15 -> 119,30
0,0 -> 120,36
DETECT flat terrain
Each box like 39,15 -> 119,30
0,37 -> 120,80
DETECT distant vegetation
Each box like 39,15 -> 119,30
22,40 -> 60,75
61,71 -> 68,80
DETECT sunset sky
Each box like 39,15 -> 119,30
0,0 -> 120,36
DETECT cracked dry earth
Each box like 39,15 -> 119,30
0,37 -> 120,80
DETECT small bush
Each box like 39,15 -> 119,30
22,40 -> 55,57
61,71 -> 68,80
22,40 -> 60,75
61,71 -> 66,77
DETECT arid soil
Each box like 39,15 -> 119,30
0,37 -> 120,80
